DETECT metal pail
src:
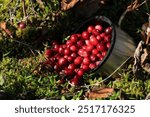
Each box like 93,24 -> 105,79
76,16 -> 136,76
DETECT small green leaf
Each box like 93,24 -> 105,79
45,6 -> 49,13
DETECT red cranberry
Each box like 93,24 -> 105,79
90,55 -> 97,62
78,49 -> 89,57
92,49 -> 98,55
77,34 -> 82,39
87,25 -> 94,33
44,49 -> 53,58
92,29 -> 99,36
77,40 -> 84,47
64,48 -> 71,55
43,60 -> 54,66
53,44 -> 59,52
82,57 -> 90,65
86,44 -> 94,52
82,31 -> 90,40
71,53 -> 77,58
95,25 -> 103,32
97,54 -> 104,61
68,63 -> 76,70
100,33 -> 105,39
54,63 -> 60,72
70,75 -> 81,86
96,61 -> 101,66
77,69 -> 84,76
97,43 -> 106,51
67,56 -> 74,63
78,49 -> 84,56
74,56 -> 83,65
58,57 -> 68,66
51,41 -> 58,46
104,35 -> 111,42
90,35 -> 98,45
18,22 -> 26,29
59,78 -> 65,84
106,42 -> 111,49
66,40 -> 72,46
96,35 -> 103,41
102,51 -> 107,57
105,26 -> 112,34
58,46 -> 64,54
70,34 -> 78,43
70,45 -> 77,52
65,68 -> 74,76
85,40 -> 91,45
89,63 -> 96,69
81,64 -> 90,71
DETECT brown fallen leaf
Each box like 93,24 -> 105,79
61,0 -> 79,11
86,88 -> 114,99
0,22 -> 13,38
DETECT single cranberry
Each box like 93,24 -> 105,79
70,45 -> 77,52
96,35 -> 103,41
100,33 -> 105,39
85,40 -> 92,45
70,34 -> 78,43
96,43 -> 106,51
74,56 -> 83,65
82,31 -> 90,40
81,64 -> 90,71
106,42 -> 111,49
92,49 -> 98,55
64,48 -> 71,55
95,25 -> 103,32
82,57 -> 90,65
102,51 -> 107,57
87,25 -> 94,33
67,56 -> 74,63
89,63 -> 96,69
70,75 -> 81,86
58,46 -> 64,54
65,68 -> 74,76
90,35 -> 98,45
53,44 -> 59,52
71,53 -> 77,58
18,22 -> 26,29
68,63 -> 76,70
92,29 -> 100,36
86,44 -> 94,52
77,40 -> 84,47
105,26 -> 112,35
58,57 -> 68,66
77,69 -> 84,76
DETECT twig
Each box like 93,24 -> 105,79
12,39 -> 36,56
118,0 -> 147,28
22,0 -> 27,20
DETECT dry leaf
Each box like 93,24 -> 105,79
0,22 -> 7,30
61,0 -> 79,11
133,41 -> 150,74
86,88 -> 114,99
0,22 -> 13,38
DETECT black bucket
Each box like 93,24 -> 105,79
76,16 -> 136,76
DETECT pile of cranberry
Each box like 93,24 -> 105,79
44,22 -> 113,85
